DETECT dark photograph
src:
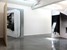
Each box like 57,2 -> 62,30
7,13 -> 14,31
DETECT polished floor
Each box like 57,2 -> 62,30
0,34 -> 67,50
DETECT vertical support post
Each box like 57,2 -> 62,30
3,0 -> 7,46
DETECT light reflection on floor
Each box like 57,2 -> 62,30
45,38 -> 59,40
46,37 -> 59,50
0,34 -> 67,50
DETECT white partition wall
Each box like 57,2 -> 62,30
60,9 -> 67,38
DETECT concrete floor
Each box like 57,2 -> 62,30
0,34 -> 67,50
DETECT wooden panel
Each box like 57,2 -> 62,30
0,1 -> 7,46
4,3 -> 7,46
0,2 -> 5,38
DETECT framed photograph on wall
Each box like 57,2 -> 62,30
7,13 -> 14,31
7,9 -> 20,38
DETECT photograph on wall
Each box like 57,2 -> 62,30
7,8 -> 23,37
7,13 -> 14,31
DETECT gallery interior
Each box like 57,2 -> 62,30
0,0 -> 67,50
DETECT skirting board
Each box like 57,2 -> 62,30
24,33 -> 51,36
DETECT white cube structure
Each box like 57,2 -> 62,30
60,12 -> 67,38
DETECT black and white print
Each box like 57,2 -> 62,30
7,13 -> 14,31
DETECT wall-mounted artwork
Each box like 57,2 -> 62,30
7,7 -> 24,38
7,13 -> 14,31
7,9 -> 21,38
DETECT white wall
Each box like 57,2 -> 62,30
60,9 -> 67,38
7,3 -> 52,36
24,8 -> 51,35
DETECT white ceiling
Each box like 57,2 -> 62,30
0,0 -> 64,7
32,0 -> 64,9
0,0 -> 37,6
1,0 -> 67,10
